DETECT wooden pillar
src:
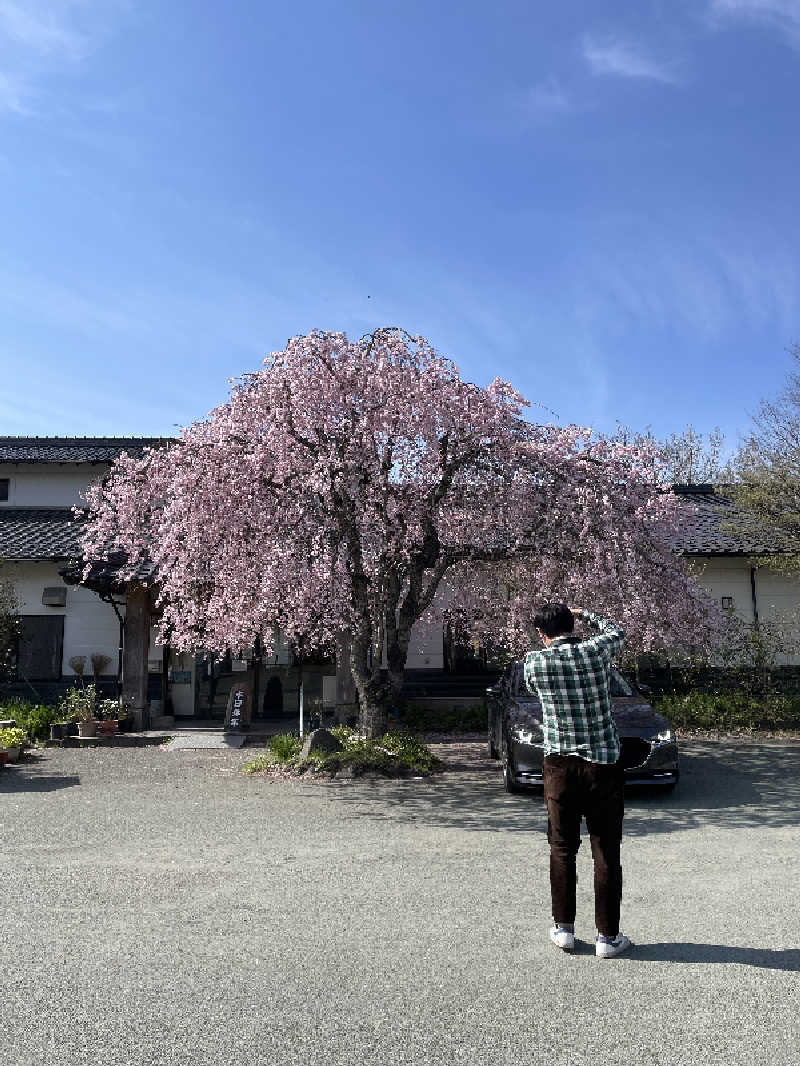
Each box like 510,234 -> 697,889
335,632 -> 358,723
122,583 -> 151,730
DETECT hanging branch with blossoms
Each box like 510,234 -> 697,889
81,328 -> 727,736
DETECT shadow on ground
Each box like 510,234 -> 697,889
620,942 -> 800,971
328,739 -> 800,837
567,938 -> 800,970
0,753 -> 81,793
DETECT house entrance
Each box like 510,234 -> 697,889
262,675 -> 283,716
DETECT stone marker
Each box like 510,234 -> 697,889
225,682 -> 252,730
300,728 -> 343,760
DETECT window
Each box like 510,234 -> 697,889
0,478 -> 8,501
721,596 -> 735,610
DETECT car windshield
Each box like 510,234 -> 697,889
610,669 -> 635,697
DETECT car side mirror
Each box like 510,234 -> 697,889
637,682 -> 652,696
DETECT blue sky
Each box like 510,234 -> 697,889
1,1 -> 799,448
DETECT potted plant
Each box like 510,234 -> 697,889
59,683 -> 98,738
0,726 -> 27,762
96,698 -> 120,736
116,699 -> 134,733
50,719 -> 68,741
68,655 -> 88,681
90,653 -> 112,682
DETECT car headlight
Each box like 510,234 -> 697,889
510,724 -> 543,744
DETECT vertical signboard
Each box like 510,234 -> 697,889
225,681 -> 252,730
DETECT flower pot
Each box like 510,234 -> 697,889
6,744 -> 22,762
117,715 -> 134,734
77,719 -> 98,738
0,751 -> 8,767
97,720 -> 118,736
50,723 -> 67,741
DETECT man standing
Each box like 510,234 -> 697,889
524,604 -> 632,959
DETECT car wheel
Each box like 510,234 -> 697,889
503,755 -> 524,794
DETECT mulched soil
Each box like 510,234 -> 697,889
421,733 -> 495,772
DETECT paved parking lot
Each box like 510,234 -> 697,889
1,737 -> 798,1065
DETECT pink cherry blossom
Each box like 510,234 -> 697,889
81,328 -> 727,735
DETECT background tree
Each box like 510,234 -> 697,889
727,342 -> 800,573
82,328 -> 726,736
608,422 -> 729,485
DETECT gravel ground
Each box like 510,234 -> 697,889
1,736 -> 799,1066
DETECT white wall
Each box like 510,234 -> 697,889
691,557 -> 757,623
2,560 -> 120,674
62,580 -> 121,673
0,464 -> 107,508
691,555 -> 800,665
752,567 -> 800,666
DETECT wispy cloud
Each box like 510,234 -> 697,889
522,78 -> 571,116
0,69 -> 29,113
0,1 -> 90,57
571,227 -> 800,344
709,0 -> 800,44
0,1 -> 121,114
582,35 -> 681,84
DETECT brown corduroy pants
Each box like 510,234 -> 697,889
542,753 -> 625,938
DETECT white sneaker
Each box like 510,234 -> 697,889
550,926 -> 575,952
596,934 -> 632,959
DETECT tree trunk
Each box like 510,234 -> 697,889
349,636 -> 407,738
122,583 -> 151,730
352,667 -> 391,738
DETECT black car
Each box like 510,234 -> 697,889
487,661 -> 679,793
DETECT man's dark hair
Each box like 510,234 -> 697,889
534,603 -> 574,639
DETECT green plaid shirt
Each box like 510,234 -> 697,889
523,610 -> 624,764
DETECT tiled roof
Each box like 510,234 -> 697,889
671,487 -> 800,556
60,552 -> 157,592
0,509 -> 157,588
0,437 -> 172,464
0,507 -> 81,559
1,487 -> 794,566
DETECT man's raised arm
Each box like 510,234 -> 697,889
569,608 -> 625,662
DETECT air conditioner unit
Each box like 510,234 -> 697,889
42,587 -> 67,607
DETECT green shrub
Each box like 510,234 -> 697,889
0,699 -> 63,741
301,727 -> 443,776
656,691 -> 800,732
0,726 -> 27,749
240,753 -> 274,775
379,729 -> 442,773
399,703 -> 486,733
240,733 -> 301,774
241,726 -> 443,776
267,732 -> 303,762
